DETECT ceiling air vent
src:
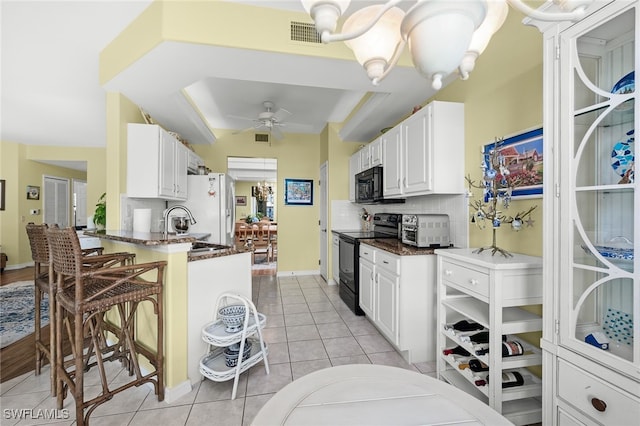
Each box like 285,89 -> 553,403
290,21 -> 321,44
255,133 -> 270,143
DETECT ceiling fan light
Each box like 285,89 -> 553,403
301,0 -> 351,37
401,0 -> 486,90
342,5 -> 404,80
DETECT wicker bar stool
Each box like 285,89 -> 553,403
25,223 -> 135,395
45,226 -> 166,425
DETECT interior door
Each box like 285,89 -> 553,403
43,175 -> 70,227
319,162 -> 328,280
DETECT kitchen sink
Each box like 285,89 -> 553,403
190,241 -> 233,253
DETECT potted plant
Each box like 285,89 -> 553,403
93,192 -> 106,230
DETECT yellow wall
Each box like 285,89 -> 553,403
234,180 -> 254,220
105,92 -> 147,230
0,140 -> 104,267
431,8 -> 544,257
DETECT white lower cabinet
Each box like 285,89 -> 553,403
435,248 -> 543,426
376,268 -> 399,345
358,243 -> 436,363
187,252 -> 252,385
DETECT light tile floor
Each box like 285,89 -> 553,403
0,274 -> 437,426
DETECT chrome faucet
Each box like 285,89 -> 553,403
163,205 -> 197,236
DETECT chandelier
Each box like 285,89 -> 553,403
301,0 -> 594,90
254,181 -> 273,202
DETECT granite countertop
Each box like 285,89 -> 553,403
187,246 -> 251,262
84,230 -> 211,246
85,230 -> 251,261
360,238 -> 440,256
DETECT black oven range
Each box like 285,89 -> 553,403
337,213 -> 402,315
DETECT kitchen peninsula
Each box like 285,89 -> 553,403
86,230 -> 253,401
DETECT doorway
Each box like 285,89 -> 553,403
227,157 -> 278,276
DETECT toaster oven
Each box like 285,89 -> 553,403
401,214 -> 450,248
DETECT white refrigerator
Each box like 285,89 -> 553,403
169,173 -> 235,245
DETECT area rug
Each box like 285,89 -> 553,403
0,280 -> 48,348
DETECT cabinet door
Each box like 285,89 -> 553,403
382,126 -> 403,197
376,269 -> 399,345
403,107 -> 432,195
159,130 -> 176,198
370,138 -> 382,167
359,259 -> 375,318
360,145 -> 371,171
175,143 -> 188,200
558,3 -> 638,379
349,152 -> 360,202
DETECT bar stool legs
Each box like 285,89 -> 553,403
46,226 -> 165,426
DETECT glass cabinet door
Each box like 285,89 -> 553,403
560,3 -> 638,379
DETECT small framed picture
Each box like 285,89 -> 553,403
284,178 -> 313,205
27,185 -> 40,200
235,195 -> 247,206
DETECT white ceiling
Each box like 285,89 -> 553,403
1,0 -> 441,161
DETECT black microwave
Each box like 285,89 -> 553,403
355,166 -> 404,204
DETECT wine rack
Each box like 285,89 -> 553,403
435,248 -> 543,426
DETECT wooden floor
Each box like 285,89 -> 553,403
0,266 -> 59,383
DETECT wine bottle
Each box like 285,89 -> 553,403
459,359 -> 489,372
442,346 -> 471,357
474,378 -> 487,386
462,332 -> 509,344
448,319 -> 484,332
502,340 -> 524,357
473,344 -> 490,356
486,371 -> 525,388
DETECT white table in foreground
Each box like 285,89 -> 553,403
252,364 -> 513,425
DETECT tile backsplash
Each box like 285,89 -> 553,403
119,195 -> 166,232
330,194 -> 469,248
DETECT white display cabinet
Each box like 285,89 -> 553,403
532,1 -> 640,424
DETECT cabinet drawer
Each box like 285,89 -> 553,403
558,359 -> 640,425
377,250 -> 399,275
440,260 -> 489,298
360,245 -> 375,263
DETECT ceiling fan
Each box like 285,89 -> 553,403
230,101 -> 292,140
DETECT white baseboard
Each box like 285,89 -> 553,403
327,278 -> 338,286
164,380 -> 193,403
4,261 -> 34,271
276,269 -> 320,277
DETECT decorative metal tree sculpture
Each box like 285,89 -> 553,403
466,137 -> 537,257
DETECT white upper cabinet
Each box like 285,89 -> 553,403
349,151 -> 361,202
370,137 -> 383,167
382,101 -> 465,198
360,143 -> 372,171
127,123 -> 188,201
382,125 -> 403,196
